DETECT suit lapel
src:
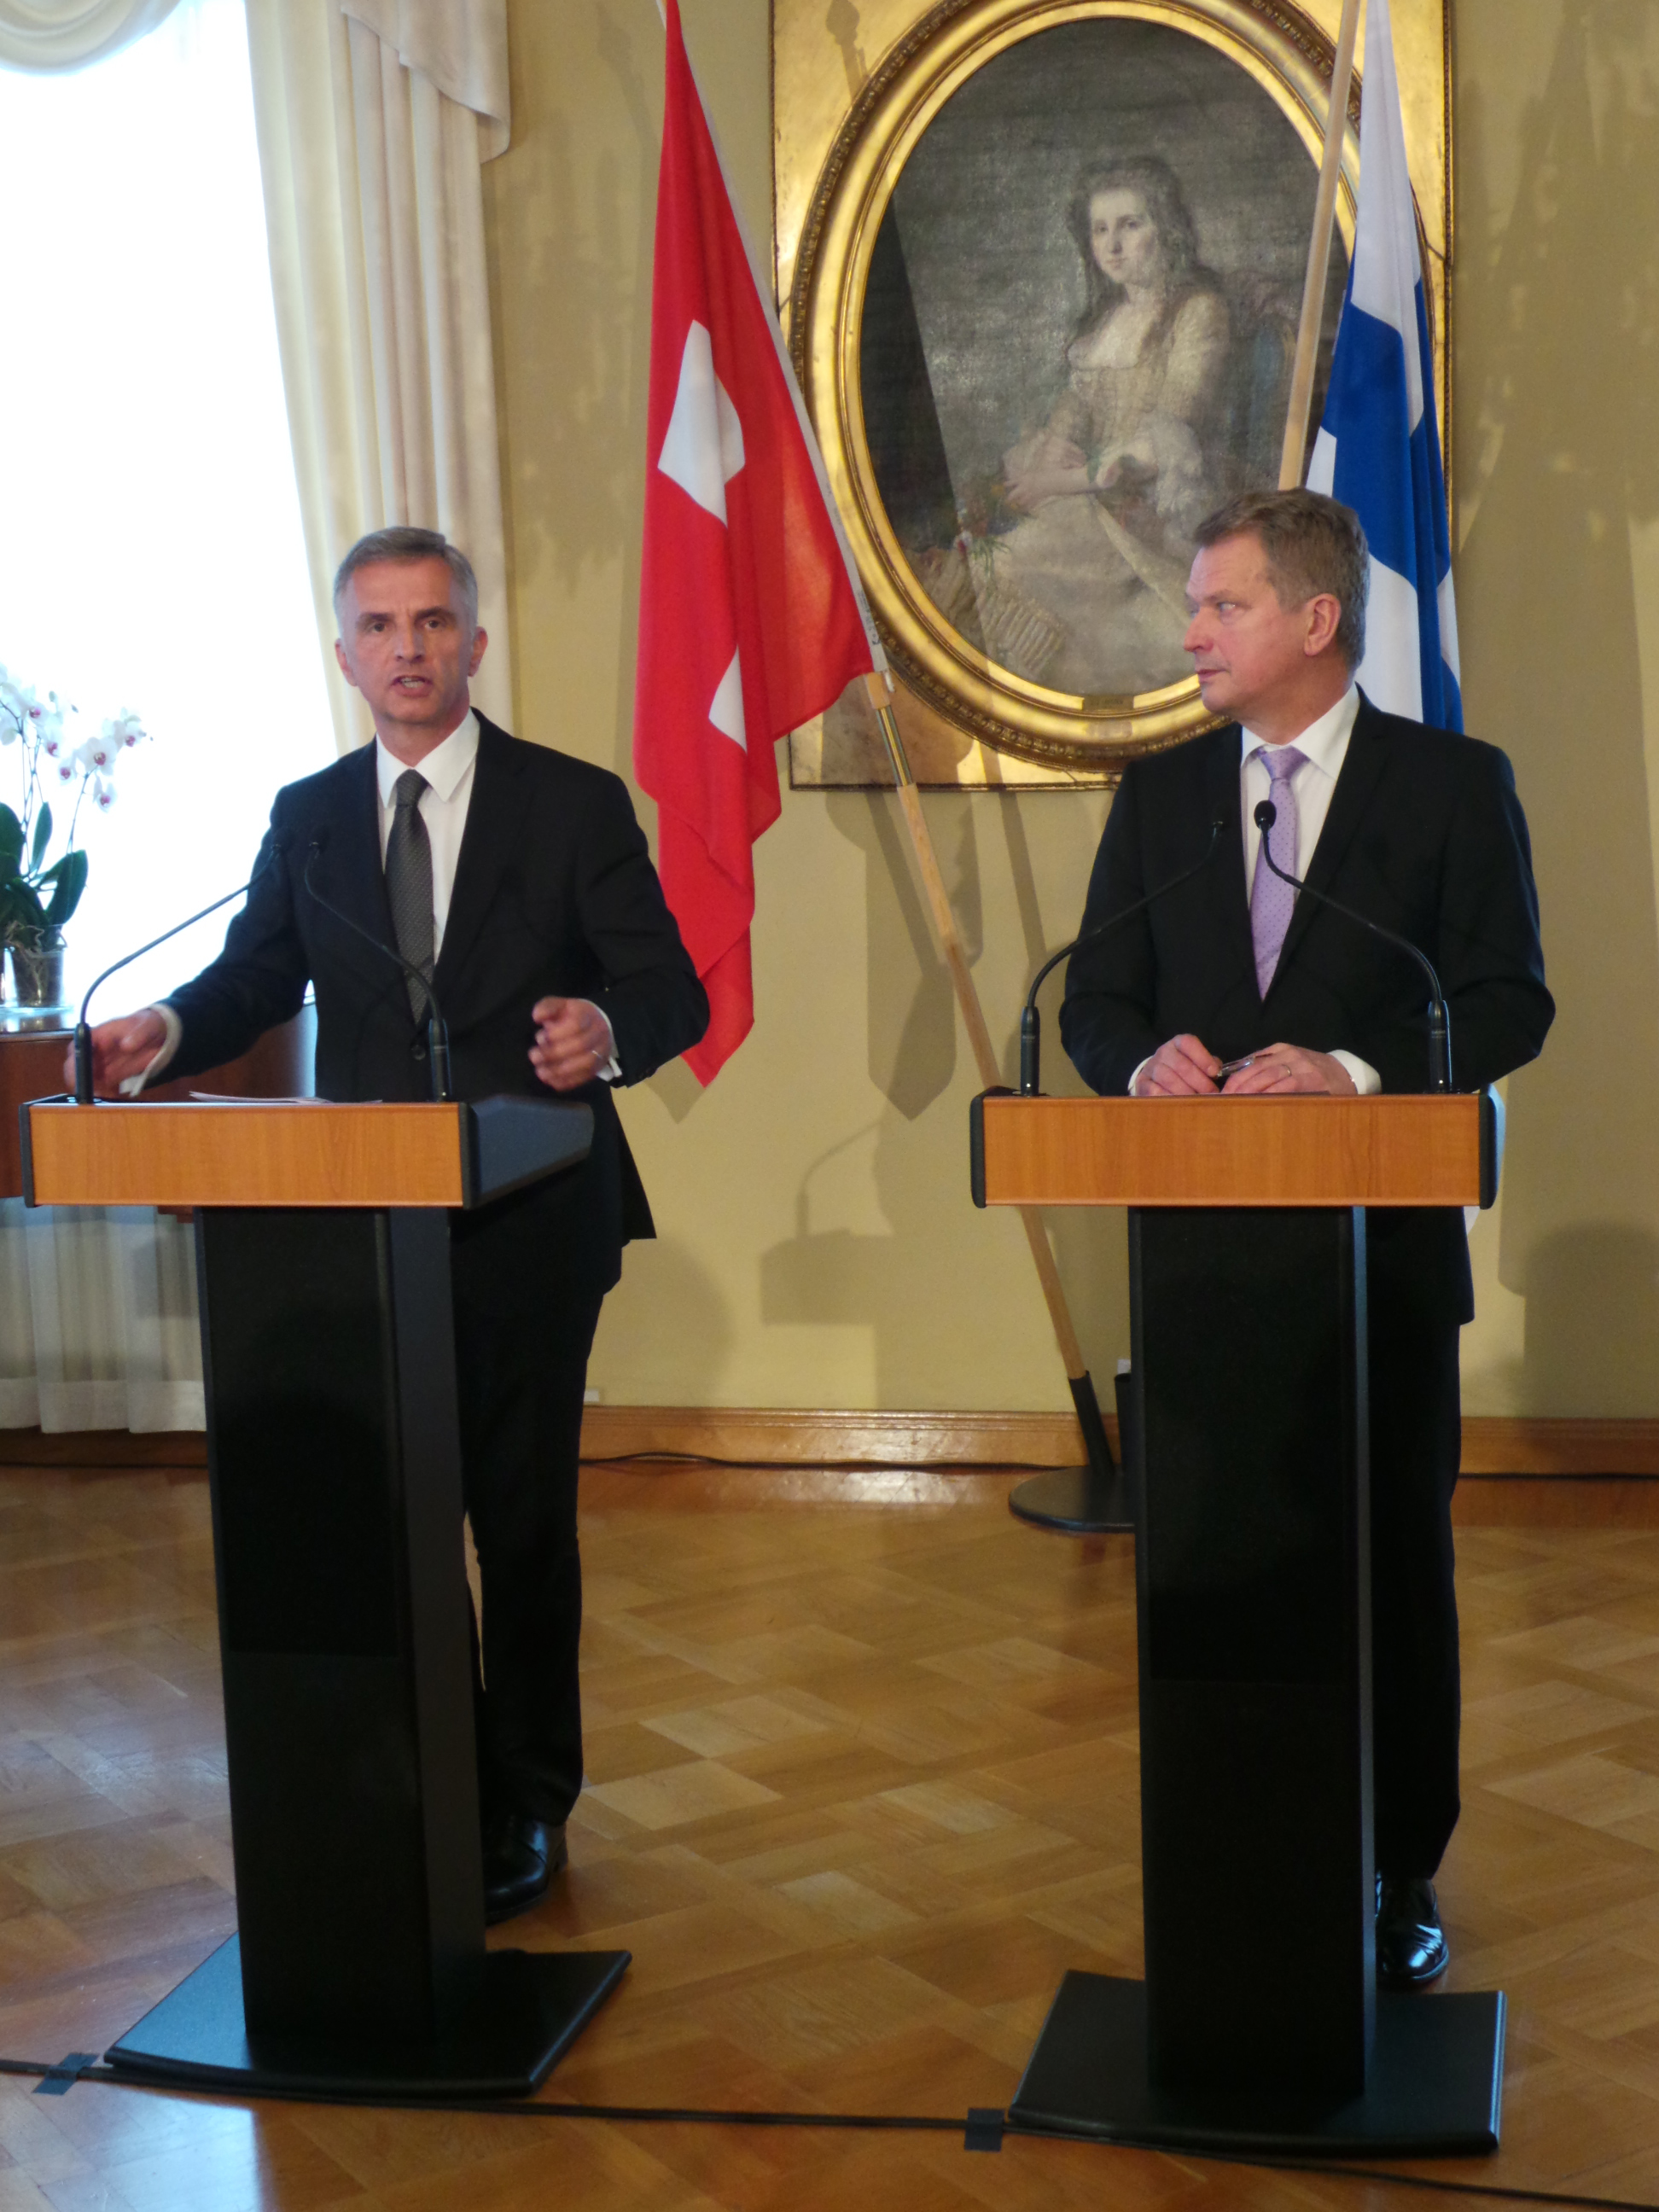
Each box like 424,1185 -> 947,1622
322,743 -> 393,945
435,714 -> 527,993
1272,694 -> 1390,984
1199,725 -> 1256,992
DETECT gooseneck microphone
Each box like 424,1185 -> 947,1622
1019,813 -> 1227,1096
302,831 -> 453,1103
73,835 -> 291,1106
1254,798 -> 1452,1092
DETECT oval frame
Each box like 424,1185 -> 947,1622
789,0 -> 1363,773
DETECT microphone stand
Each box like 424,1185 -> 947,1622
1254,800 -> 1452,1092
72,841 -> 288,1106
303,845 -> 453,1103
1019,815 -> 1226,1096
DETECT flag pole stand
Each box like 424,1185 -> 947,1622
861,672 -> 1130,1535
1279,0 -> 1361,488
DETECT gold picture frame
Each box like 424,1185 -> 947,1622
776,0 -> 1452,787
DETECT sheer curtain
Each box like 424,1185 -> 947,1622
244,0 -> 513,751
0,0 -> 334,1428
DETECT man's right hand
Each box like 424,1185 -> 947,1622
1132,1033 -> 1221,1097
64,1009 -> 169,1097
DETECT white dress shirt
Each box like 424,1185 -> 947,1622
1127,683 -> 1379,1096
375,710 -> 480,958
131,709 -> 617,1091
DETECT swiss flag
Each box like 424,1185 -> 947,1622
633,0 -> 879,1085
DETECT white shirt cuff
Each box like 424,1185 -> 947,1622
1127,1054 -> 1154,1096
591,1004 -> 620,1084
1330,1050 -> 1381,1096
119,1003 -> 183,1097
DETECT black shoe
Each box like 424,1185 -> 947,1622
483,1813 -> 568,1924
1376,1873 -> 1449,1989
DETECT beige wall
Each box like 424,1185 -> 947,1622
483,0 -> 1657,1420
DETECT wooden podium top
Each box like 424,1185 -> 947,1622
971,1091 -> 1495,1210
21,1096 -> 593,1210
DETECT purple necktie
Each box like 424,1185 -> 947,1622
1249,745 -> 1306,997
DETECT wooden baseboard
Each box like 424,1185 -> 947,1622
0,1428 -> 208,1467
6,1410 -> 1659,1478
581,1407 -> 1659,1476
1456,1418 -> 1659,1476
577,1405 -> 1087,1467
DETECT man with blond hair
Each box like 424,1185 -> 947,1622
1062,488 -> 1552,1987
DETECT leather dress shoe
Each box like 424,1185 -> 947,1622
483,1813 -> 568,1924
1376,1873 -> 1449,1989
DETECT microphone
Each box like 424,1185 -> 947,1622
73,835 -> 292,1106
1019,813 -> 1226,1096
1253,798 -> 1452,1092
302,831 -> 452,1103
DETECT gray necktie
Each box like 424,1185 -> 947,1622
385,768 -> 434,1019
1249,744 -> 1306,998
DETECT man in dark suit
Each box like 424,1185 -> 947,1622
1060,489 -> 1552,1987
81,527 -> 708,1923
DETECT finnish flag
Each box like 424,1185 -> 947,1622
1306,0 -> 1460,731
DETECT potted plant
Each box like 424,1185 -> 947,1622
0,669 -> 147,1010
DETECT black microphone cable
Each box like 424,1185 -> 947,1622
72,834 -> 292,1106
1253,796 -> 1452,1091
1019,812 -> 1226,1096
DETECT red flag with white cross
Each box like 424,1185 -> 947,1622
632,0 -> 881,1086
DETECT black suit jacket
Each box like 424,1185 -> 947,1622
165,714 -> 708,1295
1059,697 -> 1554,1321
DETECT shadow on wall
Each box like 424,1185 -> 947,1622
824,788 -> 987,1117
591,1231 -> 734,1400
765,783 -> 1130,1402
1519,1225 -> 1659,1415
1458,2 -> 1659,1413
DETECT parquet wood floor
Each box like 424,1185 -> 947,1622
3,1467 -> 1659,2209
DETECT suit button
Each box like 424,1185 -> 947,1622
412,1039 -> 428,1061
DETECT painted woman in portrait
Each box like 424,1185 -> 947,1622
934,157 -> 1232,696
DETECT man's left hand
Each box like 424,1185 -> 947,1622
1221,1044 -> 1357,1097
529,997 -> 613,1091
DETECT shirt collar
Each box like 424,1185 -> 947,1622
375,708 -> 480,806
1239,684 -> 1360,779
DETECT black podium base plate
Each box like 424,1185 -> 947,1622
1009,1465 -> 1134,1534
1008,1972 -> 1505,2156
106,1936 -> 630,2099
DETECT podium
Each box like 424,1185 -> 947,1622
20,1095 -> 629,2098
971,1092 -> 1505,2156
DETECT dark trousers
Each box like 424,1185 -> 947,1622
1369,1295 -> 1463,1879
449,1219 -> 604,1827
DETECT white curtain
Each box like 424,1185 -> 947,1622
0,1 -> 329,1435
0,0 -> 178,70
0,1202 -> 205,1430
244,0 -> 514,753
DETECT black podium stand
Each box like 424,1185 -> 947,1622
973,1092 -> 1505,2156
23,1094 -> 627,2099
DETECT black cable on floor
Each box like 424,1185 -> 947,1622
4,2052 -> 1657,2209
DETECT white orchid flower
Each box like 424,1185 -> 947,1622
50,756 -> 76,786
104,709 -> 147,748
91,777 -> 116,812
77,734 -> 117,774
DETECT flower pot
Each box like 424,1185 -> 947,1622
7,940 -> 68,1017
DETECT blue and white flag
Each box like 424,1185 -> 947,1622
1306,0 -> 1460,730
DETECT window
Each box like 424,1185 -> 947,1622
0,0 -> 332,1012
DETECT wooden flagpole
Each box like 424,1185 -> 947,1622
1278,0 -> 1363,488
860,672 -> 1115,1493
